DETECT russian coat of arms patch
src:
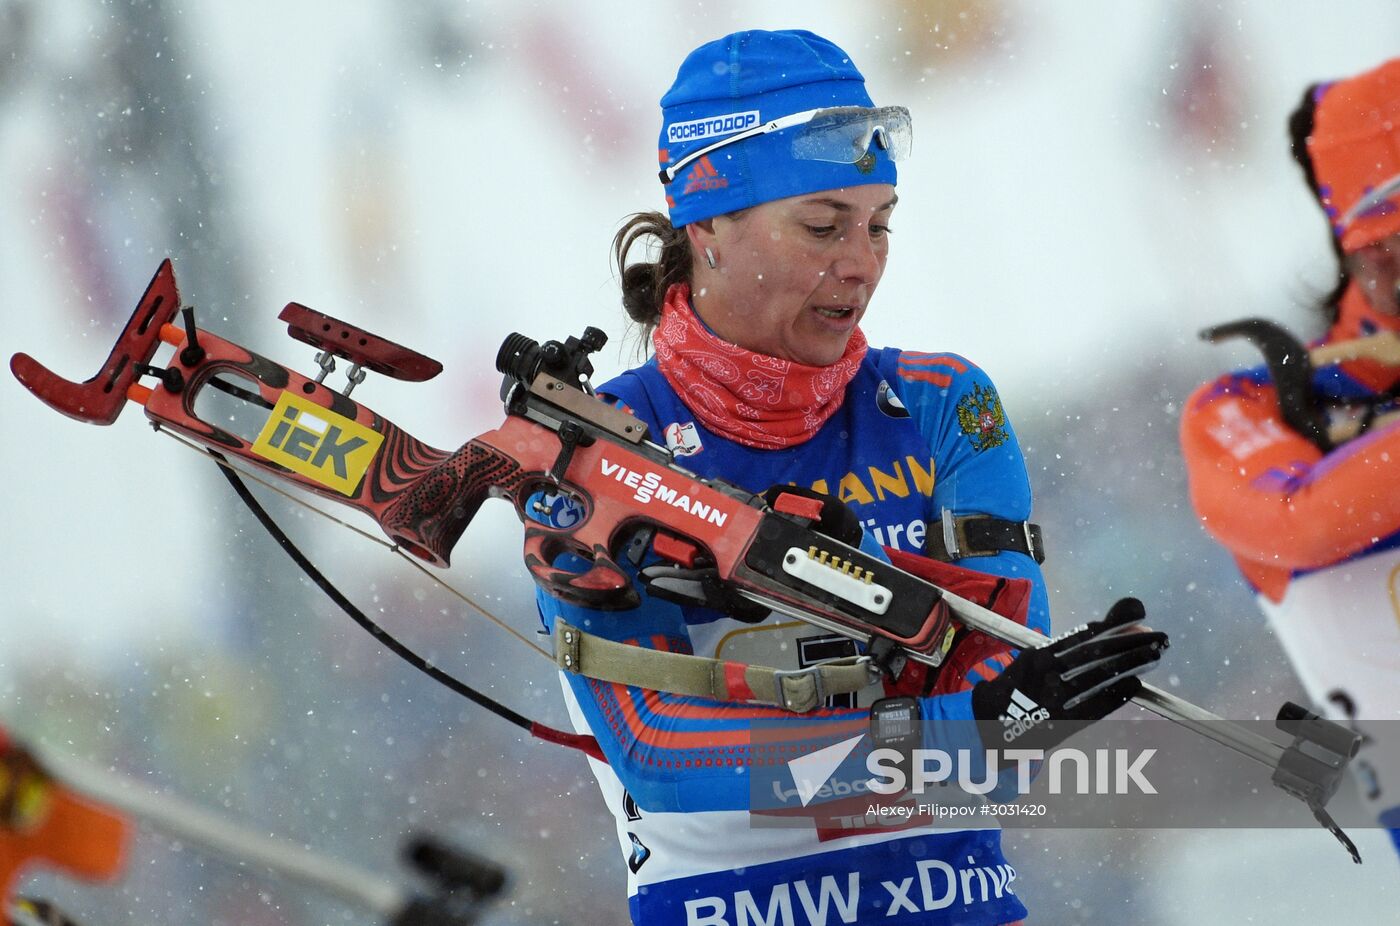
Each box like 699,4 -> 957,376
956,383 -> 1008,451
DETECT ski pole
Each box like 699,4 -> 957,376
748,582 -> 1364,862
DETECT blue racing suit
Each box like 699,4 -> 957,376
535,346 -> 1048,925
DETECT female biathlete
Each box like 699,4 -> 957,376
532,29 -> 1166,924
1181,57 -> 1400,859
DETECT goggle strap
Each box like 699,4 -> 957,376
661,109 -> 830,184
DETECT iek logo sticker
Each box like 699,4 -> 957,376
252,392 -> 383,496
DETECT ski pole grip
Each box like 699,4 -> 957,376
381,439 -> 527,568
404,835 -> 507,898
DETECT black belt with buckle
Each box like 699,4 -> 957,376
926,510 -> 1045,564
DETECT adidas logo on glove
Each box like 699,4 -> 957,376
972,598 -> 1166,755
998,689 -> 1051,743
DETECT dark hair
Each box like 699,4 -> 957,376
1288,82 -> 1349,325
612,211 -> 693,345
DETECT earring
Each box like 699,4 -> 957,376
704,247 -> 717,269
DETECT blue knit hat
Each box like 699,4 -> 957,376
659,30 -> 900,227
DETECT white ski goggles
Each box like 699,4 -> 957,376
659,105 -> 912,185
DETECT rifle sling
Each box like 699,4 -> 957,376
553,620 -> 879,713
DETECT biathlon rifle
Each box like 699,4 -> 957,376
10,260 -> 1365,861
1201,317 -> 1400,450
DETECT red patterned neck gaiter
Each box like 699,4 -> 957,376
652,283 -> 867,450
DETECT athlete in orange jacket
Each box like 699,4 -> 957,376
1181,57 -> 1400,857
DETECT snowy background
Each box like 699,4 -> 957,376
2,0 -> 1398,923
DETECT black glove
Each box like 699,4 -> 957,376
971,598 -> 1168,752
